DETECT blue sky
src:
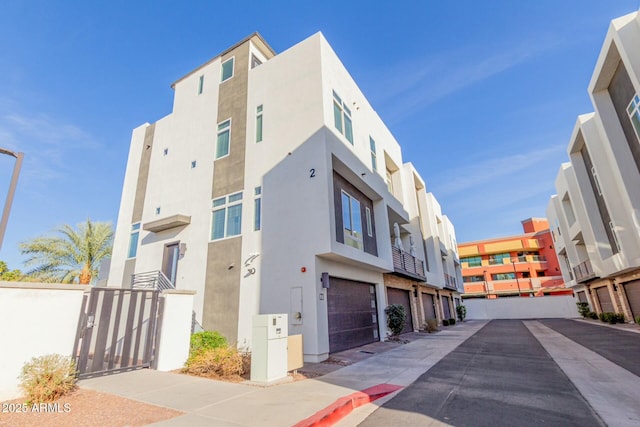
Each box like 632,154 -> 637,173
1,0 -> 639,270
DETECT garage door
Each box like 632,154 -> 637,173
327,278 -> 379,353
577,291 -> 587,303
386,287 -> 414,334
442,296 -> 452,319
422,293 -> 436,320
623,280 -> 640,319
595,287 -> 614,313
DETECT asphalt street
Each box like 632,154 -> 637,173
360,320 -> 605,427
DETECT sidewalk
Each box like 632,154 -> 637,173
79,320 -> 487,427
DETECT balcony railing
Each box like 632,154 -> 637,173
444,273 -> 458,291
573,259 -> 596,283
391,246 -> 426,281
131,270 -> 175,291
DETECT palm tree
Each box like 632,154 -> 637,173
20,219 -> 113,284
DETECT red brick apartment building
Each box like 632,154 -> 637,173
458,218 -> 570,298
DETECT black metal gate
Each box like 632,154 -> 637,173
73,287 -> 161,379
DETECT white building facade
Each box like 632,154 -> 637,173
547,12 -> 640,321
109,32 -> 462,362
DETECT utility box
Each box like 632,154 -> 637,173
251,314 -> 288,383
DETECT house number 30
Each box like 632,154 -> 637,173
309,168 -> 316,178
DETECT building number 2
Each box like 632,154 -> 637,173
309,168 -> 316,178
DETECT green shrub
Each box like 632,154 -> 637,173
385,304 -> 407,337
589,311 -> 598,319
190,331 -> 227,356
615,313 -> 626,323
442,319 -> 450,326
456,305 -> 467,321
598,312 -> 606,322
576,302 -> 590,318
636,316 -> 640,325
449,318 -> 456,325
19,354 -> 77,404
183,346 -> 247,379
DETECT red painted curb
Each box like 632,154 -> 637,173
292,383 -> 403,427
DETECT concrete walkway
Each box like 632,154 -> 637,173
80,320 -> 487,427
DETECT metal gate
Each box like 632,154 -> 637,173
73,287 -> 161,379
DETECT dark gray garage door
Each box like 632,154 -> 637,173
596,286 -> 614,313
422,293 -> 436,320
623,280 -> 640,319
327,277 -> 379,353
442,295 -> 452,319
386,287 -> 414,334
577,290 -> 587,303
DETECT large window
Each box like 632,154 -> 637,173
256,105 -> 263,143
463,275 -> 484,283
369,137 -> 377,171
221,57 -> 234,82
342,191 -> 362,249
211,192 -> 242,240
216,119 -> 231,159
254,187 -> 262,231
128,223 -> 140,258
461,256 -> 481,267
628,94 -> 640,140
489,253 -> 510,265
492,273 -> 515,281
332,90 -> 353,144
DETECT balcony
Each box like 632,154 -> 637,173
391,246 -> 426,281
444,273 -> 458,291
573,259 -> 597,283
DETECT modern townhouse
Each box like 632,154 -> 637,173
108,32 -> 462,362
458,218 -> 567,299
547,11 -> 640,321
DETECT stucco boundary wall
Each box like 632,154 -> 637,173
0,282 -> 196,401
0,281 -> 89,401
464,295 -> 579,320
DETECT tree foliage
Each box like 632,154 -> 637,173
19,219 -> 113,284
0,260 -> 22,281
385,304 -> 407,337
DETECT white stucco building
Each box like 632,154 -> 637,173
547,11 -> 640,321
108,32 -> 463,362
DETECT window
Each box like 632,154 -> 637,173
155,207 -> 161,215
216,119 -> 231,159
341,191 -> 362,249
128,223 -> 140,258
628,94 -> 640,140
591,166 -> 602,195
492,273 -> 515,281
256,105 -> 263,143
163,148 -> 168,156
191,160 -> 197,168
198,75 -> 204,94
461,256 -> 481,267
386,169 -> 393,194
463,275 -> 484,283
489,253 -> 510,265
369,137 -> 377,171
211,192 -> 243,240
332,90 -> 353,144
251,54 -> 262,69
609,221 -> 621,252
365,207 -> 373,237
221,57 -> 234,82
254,186 -> 262,231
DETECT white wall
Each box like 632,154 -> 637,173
465,296 -> 579,320
155,291 -> 196,371
0,283 -> 88,401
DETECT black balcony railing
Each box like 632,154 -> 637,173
392,246 -> 426,281
573,259 -> 596,283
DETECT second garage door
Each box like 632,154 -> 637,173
442,295 -> 452,319
327,277 -> 379,353
624,280 -> 640,319
596,286 -> 614,313
422,293 -> 436,320
386,287 -> 414,334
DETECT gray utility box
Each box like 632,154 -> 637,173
250,314 -> 288,383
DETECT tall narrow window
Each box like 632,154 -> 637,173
221,57 -> 234,82
365,207 -> 373,237
216,119 -> 231,159
254,186 -> 262,231
198,75 -> 204,94
628,94 -> 640,140
609,221 -> 621,252
369,137 -> 377,171
211,192 -> 243,240
386,169 -> 393,194
128,223 -> 140,258
590,166 -> 602,195
256,105 -> 263,143
342,191 -> 363,250
332,90 -> 353,144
